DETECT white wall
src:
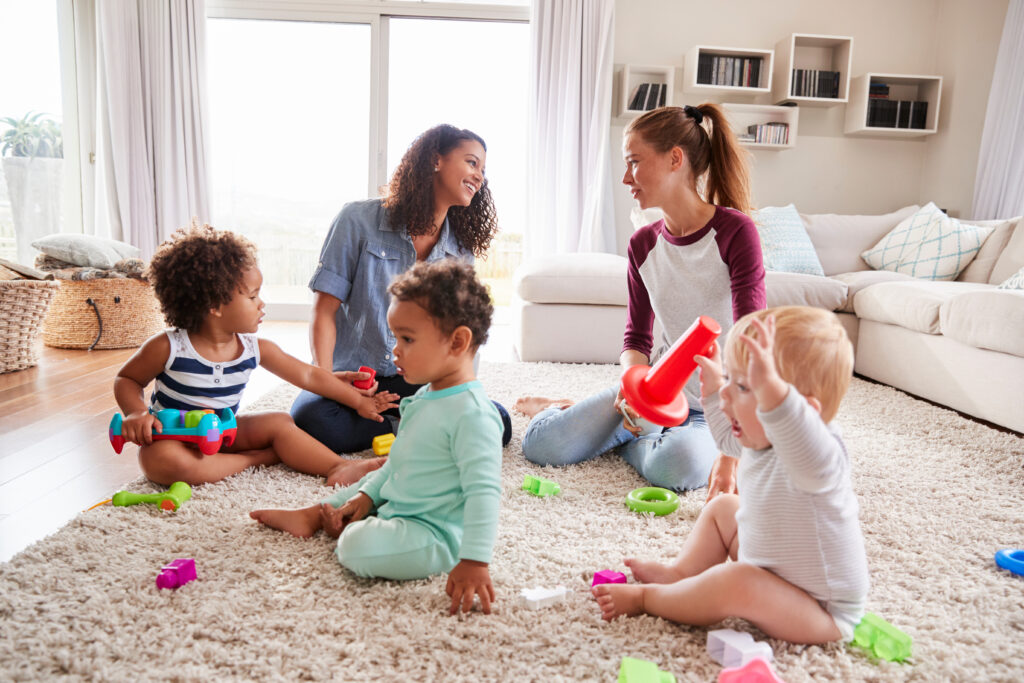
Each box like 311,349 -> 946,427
610,0 -> 1009,253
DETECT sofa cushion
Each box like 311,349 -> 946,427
800,205 -> 918,276
996,265 -> 1024,290
752,204 -> 825,276
853,280 -> 992,334
765,272 -> 847,310
831,270 -> 917,313
940,289 -> 1024,357
957,217 -> 1019,283
514,252 -> 627,306
990,218 -> 1024,284
861,203 -> 994,281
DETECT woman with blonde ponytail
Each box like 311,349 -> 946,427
515,104 -> 765,497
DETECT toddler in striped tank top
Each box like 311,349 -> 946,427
114,223 -> 399,487
593,306 -> 869,645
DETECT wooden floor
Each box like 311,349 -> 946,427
0,316 -> 516,562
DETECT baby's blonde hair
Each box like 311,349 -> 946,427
724,306 -> 853,422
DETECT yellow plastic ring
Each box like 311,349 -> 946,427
625,487 -> 680,516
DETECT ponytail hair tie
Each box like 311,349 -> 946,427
683,105 -> 704,124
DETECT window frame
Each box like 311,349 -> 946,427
205,0 -> 529,199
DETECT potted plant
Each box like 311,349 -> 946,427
1,111 -> 64,266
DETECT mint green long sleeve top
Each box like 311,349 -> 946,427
357,380 -> 503,564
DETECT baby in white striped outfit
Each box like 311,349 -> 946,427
593,306 -> 869,645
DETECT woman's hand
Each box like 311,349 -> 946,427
446,560 -> 495,615
613,390 -> 643,437
319,493 -> 372,538
121,410 -> 162,445
694,341 -> 726,399
334,369 -> 378,396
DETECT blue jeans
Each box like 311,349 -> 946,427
521,385 -> 717,491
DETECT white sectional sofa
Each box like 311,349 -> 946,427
511,206 -> 1024,433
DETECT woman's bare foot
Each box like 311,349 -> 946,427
513,396 -> 574,419
625,557 -> 684,584
326,456 -> 387,487
250,506 -> 321,537
592,583 -> 646,621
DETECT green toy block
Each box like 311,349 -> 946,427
522,474 -> 560,497
851,612 -> 912,662
618,656 -> 675,683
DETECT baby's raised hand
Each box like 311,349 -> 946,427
694,341 -> 725,398
738,315 -> 787,410
446,560 -> 495,615
355,393 -> 397,422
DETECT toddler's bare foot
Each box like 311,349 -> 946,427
592,583 -> 645,621
326,456 -> 387,487
513,396 -> 574,419
250,506 -> 321,537
625,557 -> 683,584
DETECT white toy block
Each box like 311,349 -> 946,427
519,586 -> 567,610
707,629 -> 774,668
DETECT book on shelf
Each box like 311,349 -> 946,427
629,83 -> 650,111
866,99 -> 929,129
790,69 -> 840,98
644,83 -> 662,110
696,53 -> 764,88
745,122 -> 789,145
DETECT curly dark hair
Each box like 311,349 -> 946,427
388,259 -> 493,349
146,222 -> 258,332
382,124 -> 498,257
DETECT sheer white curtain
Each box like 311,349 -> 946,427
526,0 -> 616,257
972,0 -> 1024,220
74,0 -> 211,258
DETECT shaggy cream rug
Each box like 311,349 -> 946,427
1,361 -> 1023,682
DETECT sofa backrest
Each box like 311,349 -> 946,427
799,206 -> 919,276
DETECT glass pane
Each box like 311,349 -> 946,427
387,17 -> 528,305
207,19 -> 371,304
0,0 -> 64,266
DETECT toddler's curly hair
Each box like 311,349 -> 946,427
146,221 -> 258,332
388,259 -> 492,349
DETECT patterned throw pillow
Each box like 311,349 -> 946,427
752,204 -> 825,276
860,202 -> 994,280
997,265 -> 1024,290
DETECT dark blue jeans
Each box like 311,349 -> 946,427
291,374 -> 512,453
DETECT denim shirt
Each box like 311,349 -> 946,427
309,198 -> 471,375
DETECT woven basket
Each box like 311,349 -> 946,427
42,278 -> 166,350
0,280 -> 61,373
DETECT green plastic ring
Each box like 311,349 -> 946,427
625,487 -> 680,516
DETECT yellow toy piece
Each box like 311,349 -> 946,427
372,433 -> 395,456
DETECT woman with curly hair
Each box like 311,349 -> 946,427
291,124 -> 512,453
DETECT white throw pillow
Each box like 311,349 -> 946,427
996,265 -> 1024,290
860,203 -> 994,280
752,204 -> 825,276
32,233 -> 141,269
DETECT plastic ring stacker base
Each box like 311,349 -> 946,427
625,486 -> 680,516
995,549 -> 1024,576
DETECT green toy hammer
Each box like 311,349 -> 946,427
112,481 -> 192,511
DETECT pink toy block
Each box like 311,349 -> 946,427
717,657 -> 785,683
592,569 -> 627,586
156,558 -> 197,590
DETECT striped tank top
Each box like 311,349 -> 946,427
150,328 -> 260,414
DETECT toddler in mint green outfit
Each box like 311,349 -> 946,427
252,260 -> 503,615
